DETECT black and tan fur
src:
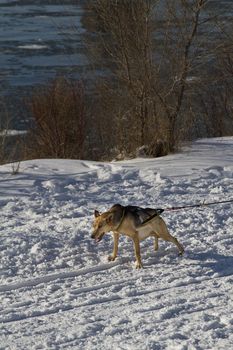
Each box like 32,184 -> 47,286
91,204 -> 184,269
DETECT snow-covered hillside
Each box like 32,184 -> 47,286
0,138 -> 233,350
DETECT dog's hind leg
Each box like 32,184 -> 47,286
166,235 -> 184,256
108,232 -> 119,261
151,232 -> 159,251
155,218 -> 184,255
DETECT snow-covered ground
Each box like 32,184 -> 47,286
0,137 -> 233,350
0,130 -> 27,137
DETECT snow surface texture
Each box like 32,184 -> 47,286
0,137 -> 233,350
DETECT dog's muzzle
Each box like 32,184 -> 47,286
91,232 -> 105,243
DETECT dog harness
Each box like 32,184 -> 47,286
114,206 -> 164,230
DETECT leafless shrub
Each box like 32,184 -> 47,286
11,160 -> 21,175
197,22 -> 233,137
0,122 -> 22,172
26,77 -> 86,159
0,97 -> 12,164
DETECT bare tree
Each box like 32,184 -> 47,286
88,0 -> 159,155
85,0 -> 211,158
155,0 -> 209,150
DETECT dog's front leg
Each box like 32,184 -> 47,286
108,232 -> 119,261
132,235 -> 143,269
154,234 -> 159,251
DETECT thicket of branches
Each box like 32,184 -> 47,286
25,77 -> 86,159
83,0 -> 233,159
198,34 -> 233,137
2,0 -> 233,164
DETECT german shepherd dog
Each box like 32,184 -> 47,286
91,204 -> 184,268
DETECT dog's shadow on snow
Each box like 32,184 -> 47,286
142,247 -> 233,277
186,250 -> 233,277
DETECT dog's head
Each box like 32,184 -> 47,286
91,210 -> 113,243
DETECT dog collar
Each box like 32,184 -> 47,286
115,207 -> 125,231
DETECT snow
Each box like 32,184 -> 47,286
0,137 -> 233,350
17,44 -> 49,50
0,130 -> 27,137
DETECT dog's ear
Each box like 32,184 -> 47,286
94,210 -> 101,217
106,214 -> 113,224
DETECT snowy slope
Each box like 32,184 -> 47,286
0,137 -> 233,350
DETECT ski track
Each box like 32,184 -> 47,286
0,138 -> 233,349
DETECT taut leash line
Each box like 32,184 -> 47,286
163,198 -> 233,212
137,199 -> 233,226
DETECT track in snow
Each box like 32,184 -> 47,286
0,138 -> 233,349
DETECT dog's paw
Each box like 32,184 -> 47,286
108,255 -> 116,262
178,249 -> 184,256
135,262 -> 143,269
